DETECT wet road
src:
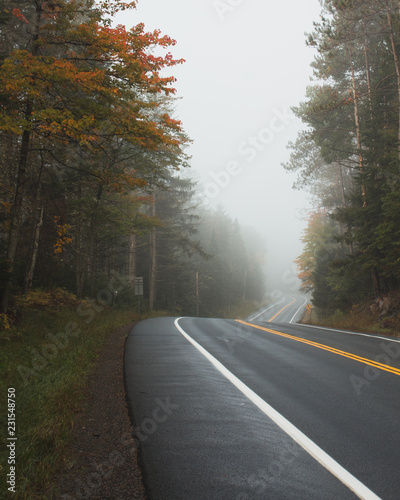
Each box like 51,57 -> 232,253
124,297 -> 400,499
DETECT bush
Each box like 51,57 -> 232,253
13,288 -> 81,311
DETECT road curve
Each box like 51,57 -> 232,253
248,295 -> 308,323
124,312 -> 400,499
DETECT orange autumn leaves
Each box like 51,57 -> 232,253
1,2 -> 184,151
1,0 -> 187,261
53,216 -> 72,254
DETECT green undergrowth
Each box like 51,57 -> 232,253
0,291 -> 167,499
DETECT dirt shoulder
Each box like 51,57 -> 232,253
53,322 -> 146,500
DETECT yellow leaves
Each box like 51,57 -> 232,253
53,216 -> 72,255
0,313 -> 10,331
1,201 -> 12,214
100,170 -> 148,194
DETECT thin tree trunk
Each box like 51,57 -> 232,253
338,162 -> 354,255
338,162 -> 346,208
23,152 -> 45,295
149,195 -> 157,310
127,233 -> 136,285
349,50 -> 367,206
364,36 -> 374,119
23,207 -> 44,295
75,183 -> 85,298
0,119 -> 32,312
371,268 -> 380,298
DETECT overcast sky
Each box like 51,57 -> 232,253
117,0 -> 323,293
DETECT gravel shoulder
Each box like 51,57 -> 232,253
53,322 -> 146,500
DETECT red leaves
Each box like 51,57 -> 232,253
12,8 -> 28,24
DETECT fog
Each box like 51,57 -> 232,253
117,0 -> 322,295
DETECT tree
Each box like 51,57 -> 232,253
0,0 -> 186,311
290,0 -> 400,314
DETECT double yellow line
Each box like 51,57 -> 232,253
268,297 -> 296,322
236,319 -> 400,377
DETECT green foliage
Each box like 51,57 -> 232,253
290,0 -> 400,315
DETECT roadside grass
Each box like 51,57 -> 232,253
0,291 -> 166,500
301,306 -> 400,338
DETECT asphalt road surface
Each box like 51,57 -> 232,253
124,296 -> 400,499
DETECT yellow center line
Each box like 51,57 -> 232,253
236,319 -> 400,377
268,297 -> 296,322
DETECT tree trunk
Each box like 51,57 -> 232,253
149,195 -> 157,310
127,233 -> 136,285
0,119 -> 32,312
364,36 -> 374,119
371,268 -> 380,298
23,152 -> 45,295
349,50 -> 367,206
75,183 -> 85,298
23,207 -> 44,295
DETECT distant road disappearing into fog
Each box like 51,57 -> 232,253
124,296 -> 400,499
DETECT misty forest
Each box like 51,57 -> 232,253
2,0 -> 400,323
3,1 -> 400,497
285,0 -> 400,321
0,0 -> 265,320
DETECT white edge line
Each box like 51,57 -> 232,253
249,301 -> 281,321
297,322 -> 400,344
174,317 -> 381,500
289,297 -> 308,324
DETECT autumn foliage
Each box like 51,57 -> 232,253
0,0 -> 188,311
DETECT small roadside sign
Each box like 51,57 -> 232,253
135,277 -> 143,296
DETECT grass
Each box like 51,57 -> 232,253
0,290 -> 165,500
301,305 -> 400,338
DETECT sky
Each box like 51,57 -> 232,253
116,0 -> 323,293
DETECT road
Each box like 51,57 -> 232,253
124,296 -> 400,499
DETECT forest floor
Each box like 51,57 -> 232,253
52,322 -> 147,500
